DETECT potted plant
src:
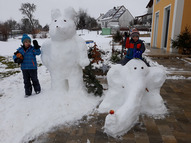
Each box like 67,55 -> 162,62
171,27 -> 191,55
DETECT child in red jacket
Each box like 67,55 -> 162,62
120,28 -> 145,65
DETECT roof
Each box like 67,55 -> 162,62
101,6 -> 126,21
97,14 -> 104,20
135,13 -> 152,18
146,0 -> 153,8
112,7 -> 126,20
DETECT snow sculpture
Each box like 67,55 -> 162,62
98,59 -> 167,137
41,8 -> 89,93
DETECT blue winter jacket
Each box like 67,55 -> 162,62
13,46 -> 41,70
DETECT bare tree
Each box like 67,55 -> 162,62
19,3 -> 41,37
0,22 -> 10,41
21,18 -> 33,33
6,19 -> 18,30
76,8 -> 98,30
20,3 -> 36,29
77,9 -> 87,30
86,16 -> 98,30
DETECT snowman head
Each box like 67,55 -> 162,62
125,59 -> 149,77
49,8 -> 77,41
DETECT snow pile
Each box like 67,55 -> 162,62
41,8 -> 89,92
167,75 -> 191,80
0,7 -> 156,141
98,59 -> 167,137
0,7 -> 99,143
0,66 -> 100,143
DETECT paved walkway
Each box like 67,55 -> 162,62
31,47 -> 191,143
145,46 -> 191,77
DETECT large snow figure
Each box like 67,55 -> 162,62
41,8 -> 89,93
98,59 -> 167,137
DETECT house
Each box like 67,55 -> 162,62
151,0 -> 191,52
135,0 -> 153,27
99,6 -> 134,29
146,0 -> 154,13
135,13 -> 152,26
97,13 -> 104,28
10,30 -> 23,37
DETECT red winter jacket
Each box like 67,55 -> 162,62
125,38 -> 145,59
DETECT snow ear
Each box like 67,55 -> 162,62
51,9 -> 62,21
64,7 -> 77,20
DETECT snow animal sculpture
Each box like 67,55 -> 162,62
98,59 -> 167,137
41,8 -> 89,92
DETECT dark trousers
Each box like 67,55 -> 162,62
22,69 -> 41,95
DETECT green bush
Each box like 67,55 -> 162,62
83,64 -> 103,96
171,27 -> 191,55
113,31 -> 123,43
110,52 -> 121,63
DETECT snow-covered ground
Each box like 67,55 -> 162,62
0,30 -> 151,143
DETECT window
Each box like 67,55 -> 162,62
162,6 -> 171,48
153,12 -> 159,47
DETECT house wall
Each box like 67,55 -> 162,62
147,7 -> 153,14
100,20 -> 110,28
151,0 -> 175,52
119,10 -> 134,28
108,21 -> 119,27
97,20 -> 102,27
97,14 -> 104,27
181,0 -> 191,31
171,0 -> 184,42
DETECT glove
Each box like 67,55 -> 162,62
14,58 -> 23,64
33,40 -> 41,49
133,50 -> 142,59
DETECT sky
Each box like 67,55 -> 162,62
0,0 -> 149,26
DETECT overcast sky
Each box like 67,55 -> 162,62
0,0 -> 149,26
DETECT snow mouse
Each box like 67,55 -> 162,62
41,8 -> 89,93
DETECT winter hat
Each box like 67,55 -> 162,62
130,28 -> 140,38
21,34 -> 31,43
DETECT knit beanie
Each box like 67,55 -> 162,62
21,34 -> 31,43
130,28 -> 140,38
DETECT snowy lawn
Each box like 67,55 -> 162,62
0,67 -> 101,143
0,31 -> 113,143
0,30 -> 151,143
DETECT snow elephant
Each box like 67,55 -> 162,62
98,59 -> 167,137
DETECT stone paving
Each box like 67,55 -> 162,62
151,57 -> 191,77
145,46 -> 191,77
31,47 -> 191,143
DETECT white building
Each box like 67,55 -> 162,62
99,6 -> 134,28
97,13 -> 104,27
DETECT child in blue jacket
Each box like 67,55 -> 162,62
13,34 -> 41,97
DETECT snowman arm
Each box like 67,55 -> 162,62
41,40 -> 51,67
147,67 -> 166,89
77,37 -> 89,67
